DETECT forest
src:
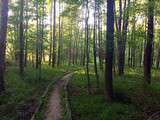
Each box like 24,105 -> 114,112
0,0 -> 160,120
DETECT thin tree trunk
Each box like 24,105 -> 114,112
98,5 -> 103,71
93,0 -> 99,88
139,42 -> 143,67
117,0 -> 129,75
57,0 -> 61,66
35,0 -> 39,69
19,0 -> 24,75
52,0 -> 57,67
49,1 -> 53,66
85,0 -> 91,94
24,0 -> 29,66
38,0 -> 45,80
115,0 -> 122,75
128,41 -> 131,66
120,0 -> 130,72
82,4 -> 86,66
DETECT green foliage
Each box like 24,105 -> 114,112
68,68 -> 160,120
62,0 -> 82,5
0,65 -> 65,120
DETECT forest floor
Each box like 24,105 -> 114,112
68,67 -> 160,120
45,73 -> 73,120
1,65 -> 160,120
0,65 -> 76,120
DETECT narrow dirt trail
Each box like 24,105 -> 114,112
45,73 -> 72,120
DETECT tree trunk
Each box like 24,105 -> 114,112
93,0 -> 99,88
24,0 -> 29,67
156,35 -> 160,69
120,0 -> 130,73
98,4 -> 103,71
19,0 -> 24,75
139,42 -> 143,67
117,0 -> 130,76
128,41 -> 131,66
49,1 -> 53,66
0,0 -> 9,94
57,0 -> 61,66
35,0 -> 39,69
85,0 -> 91,94
52,0 -> 57,67
105,0 -> 114,101
144,0 -> 154,84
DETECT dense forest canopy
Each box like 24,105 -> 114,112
1,0 -> 160,120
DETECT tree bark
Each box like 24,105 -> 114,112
105,0 -> 114,101
52,0 -> 57,67
93,0 -> 99,88
0,0 -> 9,94
19,0 -> 24,75
98,4 -> 103,71
57,0 -> 61,66
49,1 -> 53,66
144,0 -> 154,84
85,0 -> 91,94
24,0 -> 29,67
35,0 -> 39,69
117,0 -> 130,75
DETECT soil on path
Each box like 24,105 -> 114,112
45,73 -> 72,120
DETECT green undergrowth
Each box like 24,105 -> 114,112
69,68 -> 160,120
0,65 -> 66,120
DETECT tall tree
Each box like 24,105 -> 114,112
116,0 -> 130,75
97,1 -> 103,71
24,0 -> 29,66
144,0 -> 155,84
93,0 -> 99,88
105,0 -> 114,101
35,0 -> 39,69
52,0 -> 57,67
85,0 -> 91,94
38,0 -> 45,80
57,0 -> 62,66
120,0 -> 130,74
116,0 -> 122,75
19,0 -> 24,75
49,1 -> 53,66
0,0 -> 9,94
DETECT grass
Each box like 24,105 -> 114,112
68,67 -> 160,120
0,65 -> 66,120
1,65 -> 160,120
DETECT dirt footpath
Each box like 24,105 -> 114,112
45,73 -> 72,120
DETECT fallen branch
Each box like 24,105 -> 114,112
63,73 -> 73,120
